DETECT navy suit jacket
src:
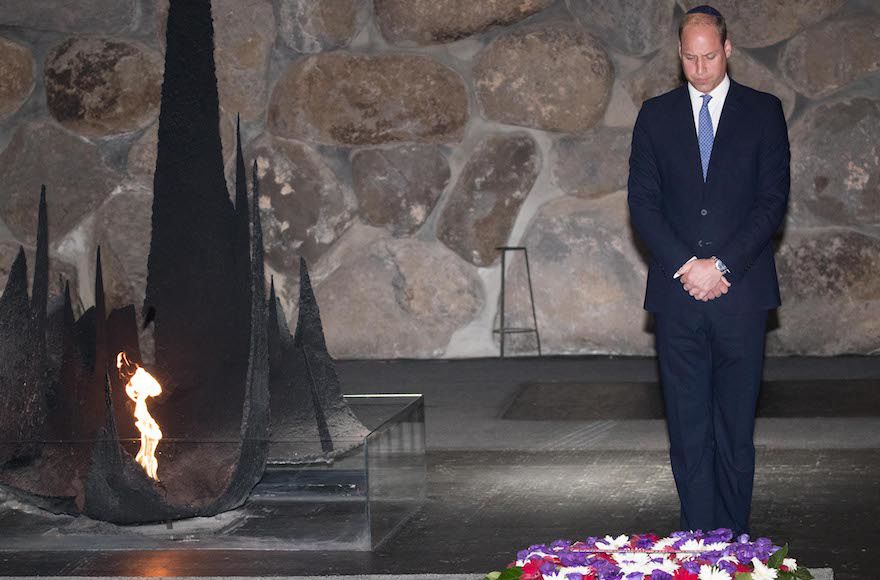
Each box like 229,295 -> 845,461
627,79 -> 790,313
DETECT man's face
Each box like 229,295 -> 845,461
679,23 -> 732,93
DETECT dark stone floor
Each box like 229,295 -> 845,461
1,356 -> 878,578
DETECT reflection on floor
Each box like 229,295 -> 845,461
1,356 -> 877,579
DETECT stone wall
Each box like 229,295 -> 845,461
0,0 -> 877,358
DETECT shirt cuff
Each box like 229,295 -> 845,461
672,256 -> 697,279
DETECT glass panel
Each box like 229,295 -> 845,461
0,394 -> 426,552
355,395 -> 427,549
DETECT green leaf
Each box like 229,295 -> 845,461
495,567 -> 523,580
778,572 -> 797,580
484,573 -> 502,580
768,544 -> 789,569
793,568 -> 814,580
734,573 -> 753,580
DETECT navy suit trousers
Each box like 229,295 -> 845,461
654,306 -> 768,534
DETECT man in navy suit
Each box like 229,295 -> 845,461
627,5 -> 790,535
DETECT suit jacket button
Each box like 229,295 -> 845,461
697,240 -> 703,247
700,208 -> 708,216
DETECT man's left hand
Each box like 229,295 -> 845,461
679,258 -> 726,301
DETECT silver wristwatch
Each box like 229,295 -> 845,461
713,257 -> 730,275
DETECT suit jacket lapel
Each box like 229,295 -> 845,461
672,85 -> 705,191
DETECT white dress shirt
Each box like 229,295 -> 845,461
687,74 -> 730,137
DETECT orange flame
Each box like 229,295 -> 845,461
117,352 -> 163,481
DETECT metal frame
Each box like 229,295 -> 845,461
493,246 -> 542,358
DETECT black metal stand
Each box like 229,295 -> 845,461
493,246 -> 541,359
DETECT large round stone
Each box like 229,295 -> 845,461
0,123 -> 120,245
0,0 -> 134,33
0,241 -> 79,306
212,0 -> 275,120
268,53 -> 468,146
246,133 -> 355,274
352,144 -> 450,236
566,0 -> 676,56
0,37 -> 34,119
789,98 -> 880,228
769,229 -> 880,355
474,23 -> 613,133
679,0 -> 845,48
779,16 -> 880,99
551,127 -> 631,199
503,191 -> 652,355
374,0 -> 553,45
624,40 -> 682,107
277,0 -> 367,53
267,222 -> 386,325
44,38 -> 162,137
436,133 -> 540,267
92,185 -> 153,311
316,235 -> 484,358
728,50 -> 797,120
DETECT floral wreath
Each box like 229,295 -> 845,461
486,529 -> 814,580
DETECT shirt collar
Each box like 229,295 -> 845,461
687,74 -> 730,104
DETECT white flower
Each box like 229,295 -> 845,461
679,538 -> 707,551
614,552 -> 652,575
596,534 -> 629,550
699,564 -> 732,580
751,557 -> 779,580
783,557 -> 798,570
651,555 -> 681,575
705,541 -> 730,551
653,537 -> 678,551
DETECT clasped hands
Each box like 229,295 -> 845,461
675,258 -> 730,302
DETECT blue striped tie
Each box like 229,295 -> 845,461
698,93 -> 713,181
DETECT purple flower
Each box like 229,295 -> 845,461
651,571 -> 673,580
552,539 -> 572,550
682,560 -> 701,574
560,551 -> 588,566
566,574 -> 584,580
634,536 -> 655,549
718,560 -> 737,575
626,572 -> 645,579
592,558 -> 621,578
737,534 -> 750,543
706,528 -> 733,542
529,543 -> 548,552
517,550 -> 529,561
734,543 -> 757,562
584,536 -> 599,547
539,560 -> 557,575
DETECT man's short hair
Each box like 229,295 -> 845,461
679,5 -> 728,45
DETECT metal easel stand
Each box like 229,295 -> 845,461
493,246 -> 542,359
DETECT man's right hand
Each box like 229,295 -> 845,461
676,259 -> 731,301
686,276 -> 730,301
702,276 -> 730,301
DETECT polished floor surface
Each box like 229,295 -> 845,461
1,356 -> 877,579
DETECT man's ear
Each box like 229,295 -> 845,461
678,41 -> 682,58
724,39 -> 732,58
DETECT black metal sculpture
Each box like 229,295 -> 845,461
0,0 -> 366,525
